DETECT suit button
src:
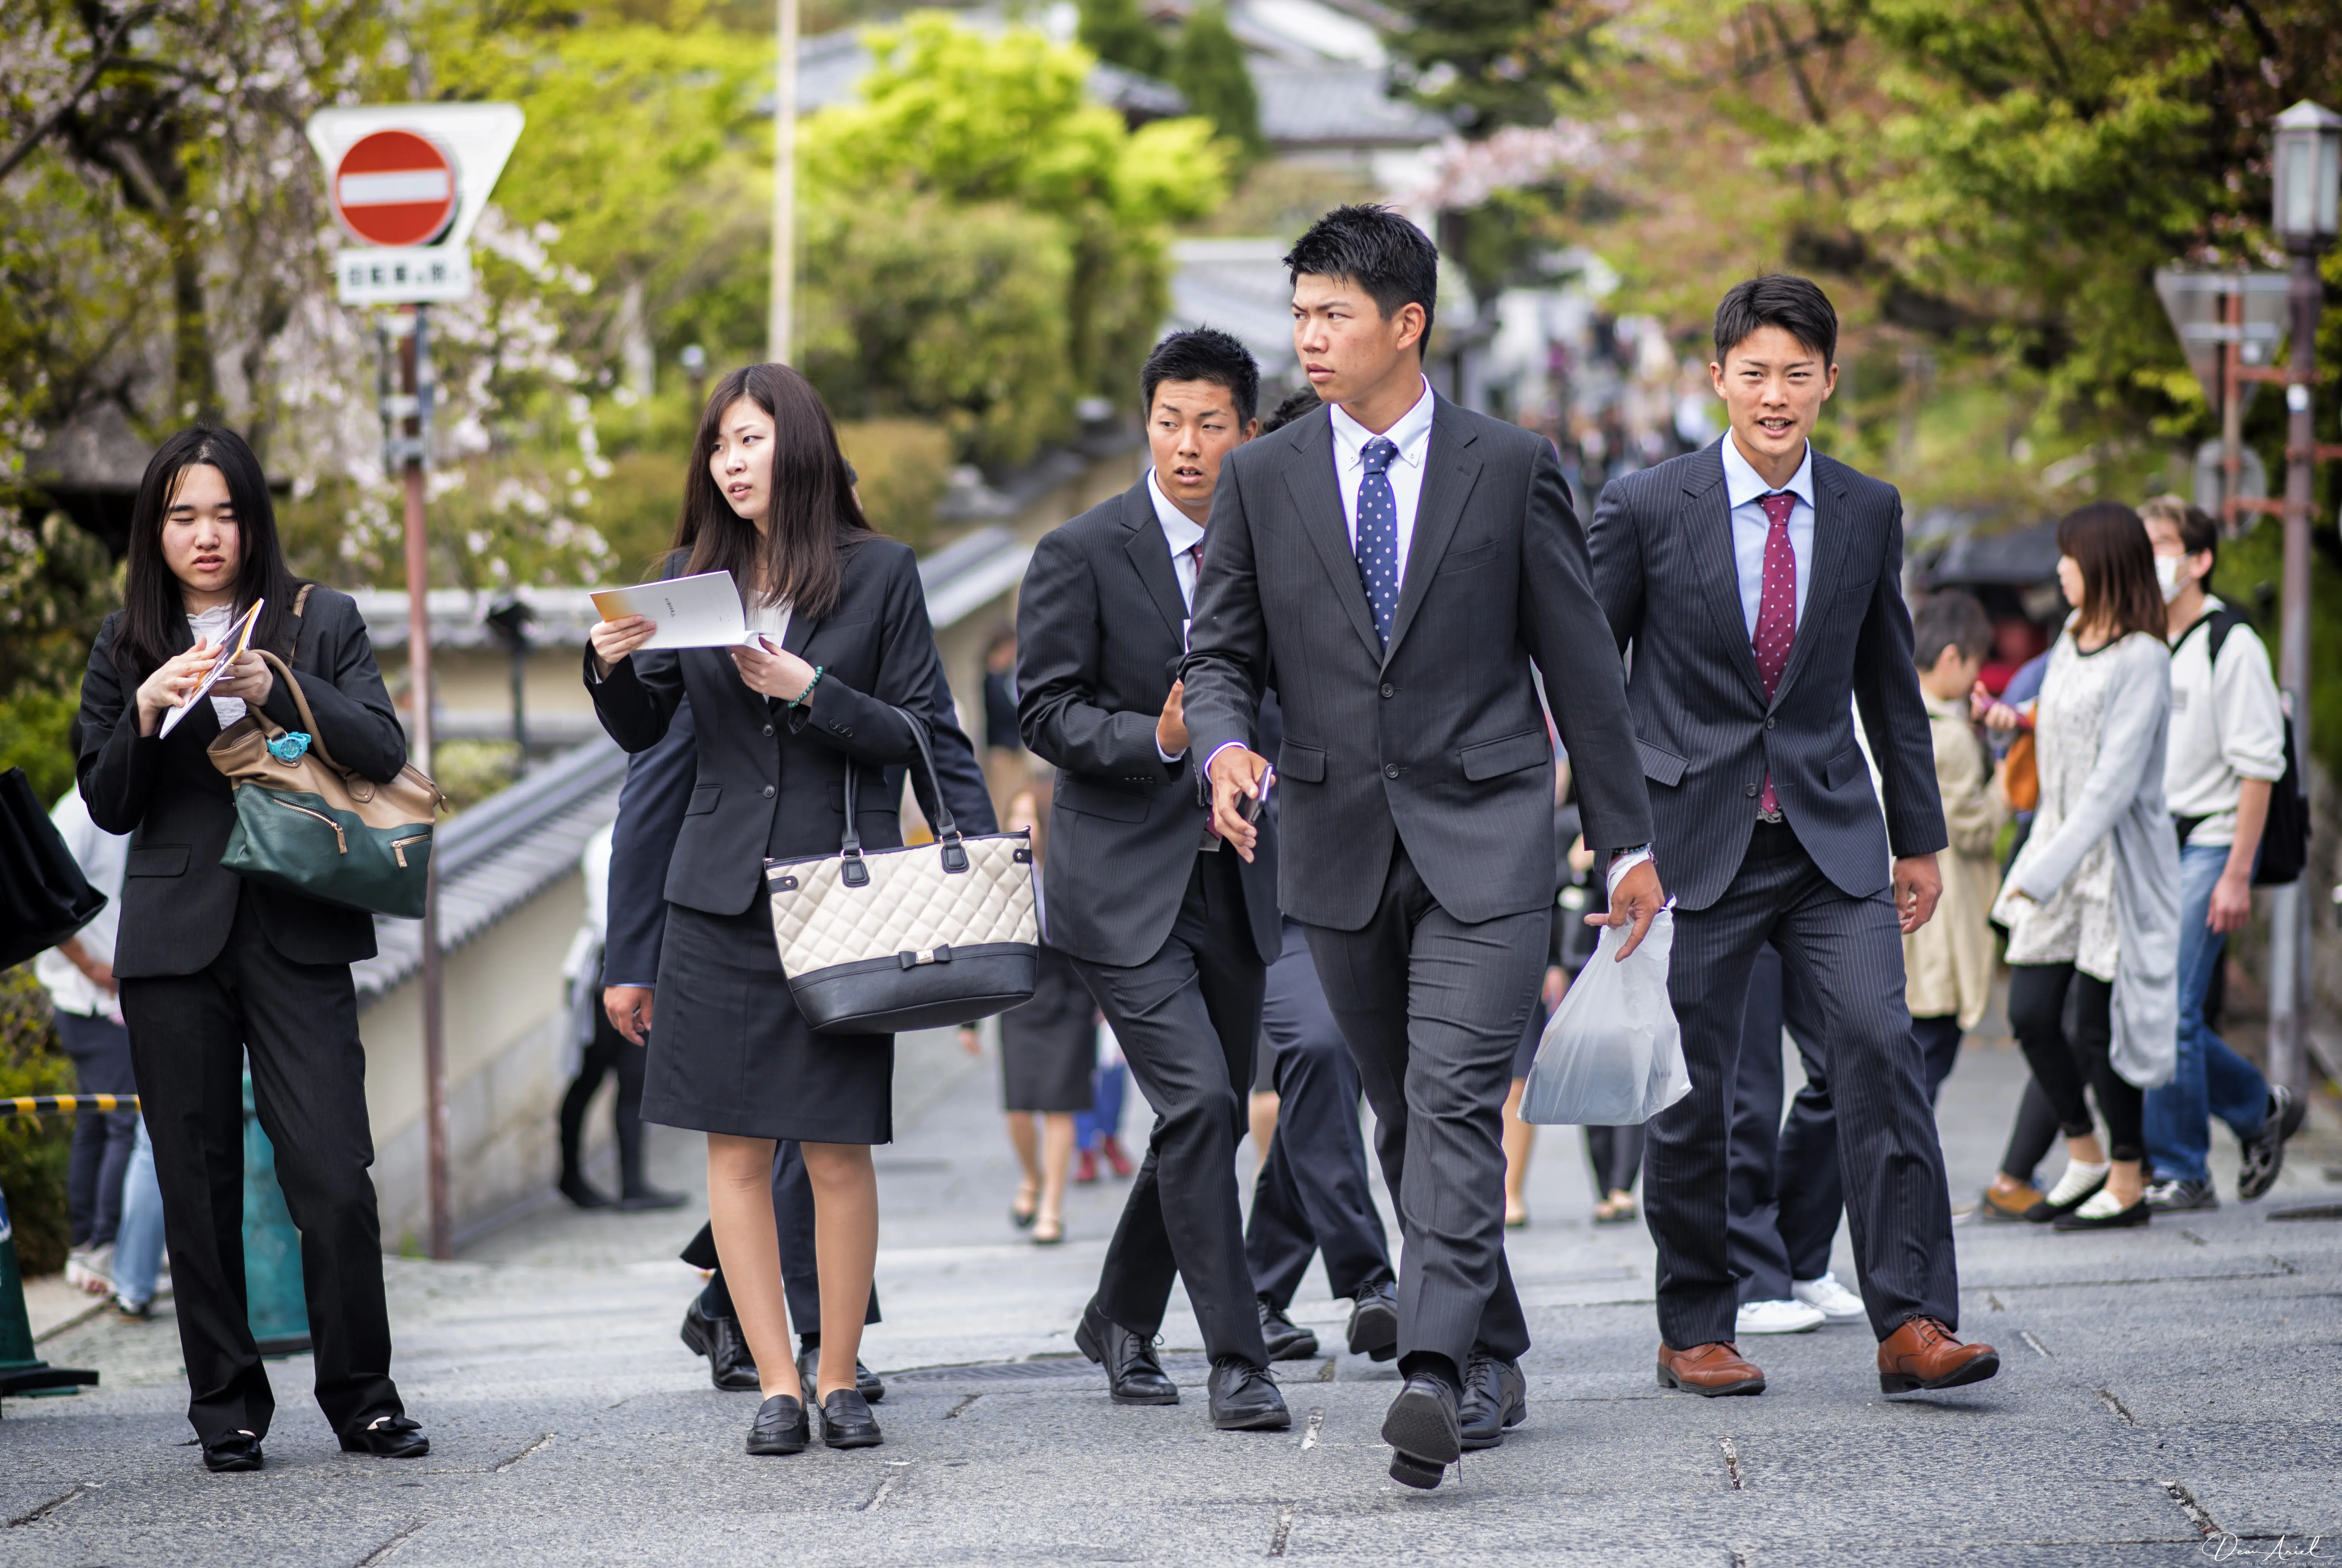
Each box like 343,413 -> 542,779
1383,763 -> 1400,779
763,723 -> 775,737
1745,782 -> 1760,796
763,785 -> 776,799
1765,716 -> 1775,730
1380,683 -> 1395,698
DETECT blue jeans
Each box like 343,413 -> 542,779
1076,1062 -> 1127,1150
2143,841 -> 2270,1184
113,1117 -> 168,1308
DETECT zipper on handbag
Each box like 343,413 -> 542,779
390,834 -> 427,868
271,795 -> 347,854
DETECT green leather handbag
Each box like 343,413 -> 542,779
207,650 -> 446,918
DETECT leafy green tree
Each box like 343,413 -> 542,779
1385,0 -> 1607,134
1169,2 -> 1264,163
1077,0 -> 1169,80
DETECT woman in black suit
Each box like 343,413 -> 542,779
587,363 -> 940,1456
75,426 -> 427,1473
990,788 -> 1095,1245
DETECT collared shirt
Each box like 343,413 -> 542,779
2165,596 -> 2286,845
1329,376 -> 1436,578
186,603 -> 248,728
1145,469 -> 1207,613
34,787 -> 128,1019
1718,434 -> 1816,640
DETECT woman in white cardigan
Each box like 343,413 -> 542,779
1990,502 -> 2180,1231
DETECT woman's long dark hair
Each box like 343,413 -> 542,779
674,363 -> 874,619
2055,501 -> 2164,644
115,426 -> 303,682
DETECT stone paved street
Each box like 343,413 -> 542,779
8,1025 -> 2342,1565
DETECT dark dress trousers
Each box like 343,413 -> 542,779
999,942 -> 1098,1113
1017,478 -> 1281,1368
1589,440 -> 1955,1348
1726,944 -> 1841,1304
75,589 -> 410,1447
1182,395 -> 1652,1378
587,538 -> 942,1145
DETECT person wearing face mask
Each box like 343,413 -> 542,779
74,426 -> 426,1473
587,363 -> 947,1458
2135,496 -> 2300,1211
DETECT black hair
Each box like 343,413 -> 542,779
115,425 -> 304,683
2138,494 -> 2218,576
1259,386 -> 1323,434
1284,204 -> 1439,337
1713,274 -> 1839,369
1140,328 -> 1261,427
1911,590 -> 1993,669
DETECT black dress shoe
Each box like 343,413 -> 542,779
1382,1373 -> 1463,1490
2052,1195 -> 2151,1231
680,1299 -> 760,1391
202,1432 -> 264,1473
558,1172 -> 612,1209
819,1388 -> 884,1449
616,1184 -> 688,1211
798,1345 -> 886,1405
1458,1354 -> 1527,1451
747,1394 -> 809,1456
340,1414 -> 429,1457
1074,1298 -> 1179,1405
1348,1279 -> 1399,1361
1257,1297 -> 1319,1361
1208,1359 -> 1291,1431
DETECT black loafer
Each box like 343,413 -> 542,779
557,1173 -> 612,1209
681,1299 -> 760,1392
341,1414 -> 429,1458
2021,1173 -> 2106,1223
2052,1196 -> 2151,1231
1208,1358 -> 1291,1430
1381,1374 -> 1462,1490
1458,1354 -> 1528,1450
1074,1298 -> 1179,1405
819,1388 -> 884,1449
797,1345 -> 887,1406
202,1432 -> 265,1473
616,1184 -> 688,1211
1348,1279 -> 1399,1362
747,1394 -> 809,1456
1257,1297 -> 1319,1361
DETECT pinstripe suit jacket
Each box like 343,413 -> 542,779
1587,441 -> 1946,913
1181,395 -> 1651,932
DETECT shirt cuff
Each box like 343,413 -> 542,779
1202,740 -> 1248,777
1606,845 -> 1654,897
1157,739 -> 1188,765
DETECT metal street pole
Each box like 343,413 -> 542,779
769,0 -> 798,365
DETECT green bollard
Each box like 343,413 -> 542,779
0,1178 -> 99,1400
242,1073 -> 312,1357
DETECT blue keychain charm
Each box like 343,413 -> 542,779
267,731 -> 312,764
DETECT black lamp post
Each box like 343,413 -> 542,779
2266,100 -> 2340,1095
484,595 -> 536,777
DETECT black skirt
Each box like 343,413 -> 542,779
644,901 -> 894,1144
998,944 -> 1096,1113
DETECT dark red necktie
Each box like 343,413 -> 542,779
1752,491 -> 1798,816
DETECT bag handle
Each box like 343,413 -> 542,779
254,648 -> 350,777
836,703 -> 962,882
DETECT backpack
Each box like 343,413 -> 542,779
2176,609 -> 2307,886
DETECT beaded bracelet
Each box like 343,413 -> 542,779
787,665 -> 826,711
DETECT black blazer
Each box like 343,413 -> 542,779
586,538 -> 943,918
1017,480 -> 1280,969
1587,441 -> 1946,911
1181,396 -> 1652,931
601,665 -> 999,988
74,587 -> 409,977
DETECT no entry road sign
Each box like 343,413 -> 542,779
332,129 -> 458,248
306,105 -> 523,304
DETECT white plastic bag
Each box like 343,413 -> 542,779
1520,909 -> 1690,1125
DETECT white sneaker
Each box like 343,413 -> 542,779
1791,1272 -> 1866,1325
1735,1297 -> 1826,1335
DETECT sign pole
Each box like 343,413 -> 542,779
770,0 -> 797,365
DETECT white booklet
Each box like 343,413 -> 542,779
588,571 -> 764,650
157,599 -> 264,739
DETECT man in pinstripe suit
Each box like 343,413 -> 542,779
1184,206 -> 1664,1489
1588,274 -> 1998,1400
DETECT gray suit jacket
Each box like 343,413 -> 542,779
1587,441 -> 1946,912
1181,396 -> 1651,931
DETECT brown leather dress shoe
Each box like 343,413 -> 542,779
1657,1341 -> 1766,1396
1877,1317 -> 1999,1395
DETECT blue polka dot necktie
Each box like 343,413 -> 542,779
1354,436 -> 1400,645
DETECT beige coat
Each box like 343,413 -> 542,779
1903,690 -> 2007,1028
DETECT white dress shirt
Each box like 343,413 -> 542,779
186,603 -> 248,728
1717,434 -> 1816,639
34,787 -> 129,1019
1329,376 -> 1436,578
1146,469 -> 1208,614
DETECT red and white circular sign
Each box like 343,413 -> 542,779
331,129 -> 458,248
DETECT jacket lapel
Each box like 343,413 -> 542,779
1280,412 -> 1383,663
1120,483 -> 1191,644
1381,396 -> 1480,664
1768,453 -> 1852,709
1681,445 -> 1768,706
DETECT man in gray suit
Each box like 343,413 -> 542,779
1587,274 -> 1997,1400
1183,206 -> 1663,1490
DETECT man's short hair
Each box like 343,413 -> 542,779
1911,590 -> 1994,669
1284,204 -> 1438,337
2138,493 -> 2219,574
1141,328 -> 1261,427
1259,386 -> 1322,434
1713,275 -> 1838,369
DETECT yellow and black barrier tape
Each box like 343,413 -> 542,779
0,1094 -> 141,1116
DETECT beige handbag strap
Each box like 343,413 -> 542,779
256,647 -> 350,777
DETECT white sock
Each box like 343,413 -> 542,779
2046,1159 -> 2109,1206
2070,1187 -> 2128,1220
